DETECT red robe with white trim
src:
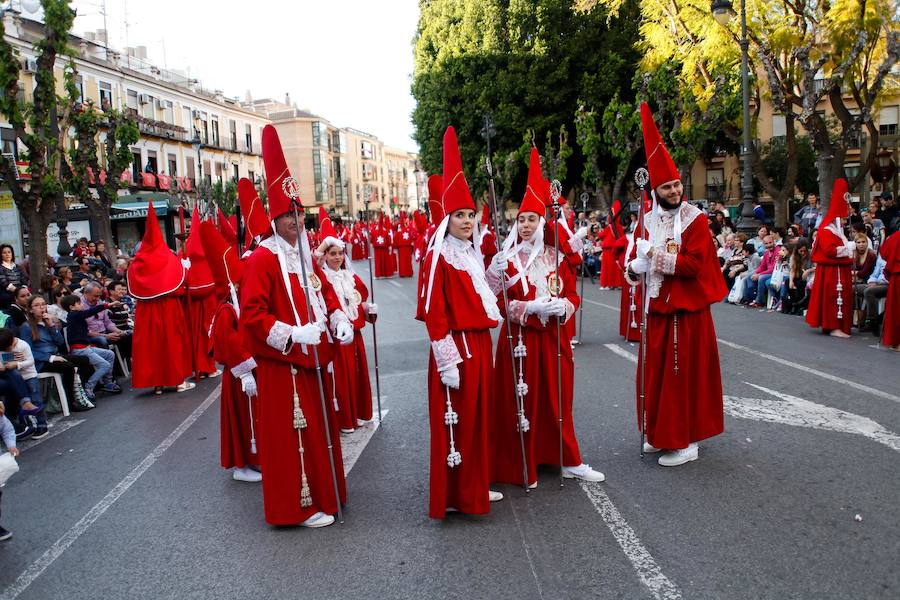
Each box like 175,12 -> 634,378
879,231 -> 900,347
132,291 -> 193,388
240,242 -> 347,525
185,285 -> 219,375
372,227 -> 394,277
599,227 -> 626,288
211,303 -> 258,470
619,235 -> 642,342
628,204 -> 726,449
489,247 -> 582,486
395,227 -> 415,278
806,227 -> 853,335
416,240 -> 499,519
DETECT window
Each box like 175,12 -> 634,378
145,151 -> 158,174
126,90 -> 138,111
232,163 -> 239,181
99,81 -> 113,110
75,76 -> 84,103
248,169 -> 255,183
361,140 -> 373,159
211,116 -> 220,147
167,153 -> 177,175
1,127 -> 17,158
229,120 -> 237,150
162,100 -> 174,124
131,150 -> 142,181
203,160 -> 211,184
199,111 -> 209,144
141,94 -> 154,119
186,157 -> 196,181
312,122 -> 324,148
706,168 -> 724,201
879,106 -> 898,137
182,106 -> 192,135
772,114 -> 786,138
244,124 -> 252,152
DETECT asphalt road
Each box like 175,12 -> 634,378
1,261 -> 898,600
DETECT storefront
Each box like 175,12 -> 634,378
111,194 -> 184,255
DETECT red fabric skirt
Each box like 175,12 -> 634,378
806,263 -> 853,335
373,248 -> 393,277
185,293 -> 218,375
599,249 -> 625,288
883,276 -> 900,347
220,372 -> 258,469
132,296 -> 192,388
397,246 -> 414,277
636,308 -> 724,449
490,322 -> 582,486
256,357 -> 346,525
331,333 -> 373,430
428,329 -> 492,519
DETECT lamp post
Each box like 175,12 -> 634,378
191,131 -> 203,212
712,0 -> 760,234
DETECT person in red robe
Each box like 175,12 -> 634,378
185,207 -> 221,378
620,193 -> 651,342
395,213 -> 415,278
240,125 -> 352,528
624,103 -> 727,467
487,147 -> 605,487
416,126 -> 504,519
198,221 -> 261,483
238,177 -> 271,256
598,201 -> 627,289
879,230 -> 900,350
314,208 -> 377,432
806,179 -> 855,338
478,203 -> 498,268
372,216 -> 394,278
129,202 -> 194,394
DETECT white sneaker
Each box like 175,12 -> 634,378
527,481 -> 538,489
176,381 -> 196,393
642,442 -> 661,454
356,418 -> 371,426
488,490 -> 504,502
561,463 -> 605,482
232,467 -> 262,483
340,428 -> 355,434
206,369 -> 223,378
658,443 -> 698,467
300,512 -> 335,528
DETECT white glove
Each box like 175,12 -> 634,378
291,321 -> 325,345
181,257 -> 192,269
635,239 -> 652,260
575,225 -> 589,240
630,257 -> 651,275
239,372 -> 257,397
546,298 -> 567,317
440,366 -> 460,389
334,321 -> 354,345
488,252 -> 508,275
364,302 -> 378,315
524,297 -> 555,319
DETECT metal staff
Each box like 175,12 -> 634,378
575,191 -> 589,345
290,201 -> 344,524
549,180 -> 565,488
485,155 -> 530,494
363,191 -> 383,424
634,168 -> 650,458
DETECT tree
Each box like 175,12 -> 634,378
0,0 -> 78,278
211,179 -> 238,216
758,135 -> 818,199
598,94 -> 641,206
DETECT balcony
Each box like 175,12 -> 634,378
125,108 -> 189,141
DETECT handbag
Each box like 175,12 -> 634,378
0,451 -> 19,487
770,263 -> 785,292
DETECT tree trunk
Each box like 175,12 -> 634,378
773,196 -> 788,228
24,209 -> 51,288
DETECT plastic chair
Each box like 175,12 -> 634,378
37,371 -> 69,417
111,344 -> 130,378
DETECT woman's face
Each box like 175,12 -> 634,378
15,288 -> 29,307
325,245 -> 344,271
447,209 -> 476,241
88,242 -> 96,253
855,238 -> 868,253
1,247 -> 12,262
30,297 -> 46,318
797,246 -> 809,257
779,246 -> 789,259
96,242 -> 105,253
517,212 -> 541,241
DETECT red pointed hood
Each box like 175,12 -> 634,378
427,174 -> 444,223
261,124 -> 301,220
318,207 -> 338,240
217,207 -> 238,251
198,221 -> 243,288
186,207 -> 215,291
415,211 -> 427,233
127,202 -> 185,300
640,102 -> 680,191
441,126 -> 475,216
238,177 -> 270,244
520,147 -> 548,216
820,178 -> 850,230
480,203 -> 491,226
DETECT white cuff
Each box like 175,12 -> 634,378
509,300 -> 528,326
229,357 -> 257,378
431,334 -> 463,372
624,265 -> 640,286
563,299 -> 576,323
567,236 -> 584,254
266,321 -> 293,352
330,310 -> 350,331
654,252 -> 676,275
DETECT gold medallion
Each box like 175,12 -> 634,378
351,289 -> 362,304
547,273 -> 562,296
307,272 -> 322,292
665,238 -> 680,254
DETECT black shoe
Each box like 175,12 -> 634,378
15,426 -> 34,441
100,383 -> 122,394
31,426 -> 50,440
0,527 -> 12,541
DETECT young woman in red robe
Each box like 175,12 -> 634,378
879,231 -> 900,350
416,126 -> 504,519
315,209 -> 377,432
241,125 -> 352,529
395,214 -> 415,278
198,221 -> 261,483
128,203 -> 194,394
487,147 -> 605,488
806,179 -> 855,338
185,208 -> 221,377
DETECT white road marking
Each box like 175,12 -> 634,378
588,299 -> 900,404
726,383 -> 900,453
0,389 -> 220,600
580,482 -> 683,600
341,409 -> 389,474
508,498 -> 545,600
605,343 -> 638,364
19,418 -> 86,453
388,279 -> 403,288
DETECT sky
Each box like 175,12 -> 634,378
65,0 -> 420,152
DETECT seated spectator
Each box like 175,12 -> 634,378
112,258 -> 129,283
85,241 -> 101,268
766,244 -> 791,311
81,282 -> 132,364
794,193 -> 821,236
56,266 -> 75,291
38,274 -> 58,304
0,328 -> 48,439
0,245 -> 27,311
863,204 -> 885,252
744,234 -> 778,307
61,294 -> 121,401
725,242 -> 759,300
861,255 -> 888,333
750,225 -> 769,256
72,238 -> 89,259
0,345 -> 37,440
94,241 -> 113,272
4,286 -> 30,335
47,285 -> 72,324
72,257 -> 98,289
851,233 -> 877,326
782,238 -> 814,315
20,295 -> 94,411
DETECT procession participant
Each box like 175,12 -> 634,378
185,207 -> 221,378
620,194 -> 649,342
598,201 -> 626,290
416,125 -> 504,519
879,230 -> 900,350
423,175 -> 444,254
395,212 -> 415,278
129,202 -> 194,395
479,204 -> 497,267
806,179 -> 855,338
314,208 -> 377,432
624,103 -> 726,466
217,207 -> 240,256
487,147 -> 604,487
238,177 -> 271,255
240,125 -> 352,528
199,221 -> 261,483
413,211 -> 428,263
371,214 -> 393,278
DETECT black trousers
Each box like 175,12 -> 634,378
40,354 -> 95,401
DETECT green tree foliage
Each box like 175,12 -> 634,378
211,179 -> 238,216
412,0 -> 640,203
758,135 -> 818,200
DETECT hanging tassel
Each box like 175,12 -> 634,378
514,328 -> 530,432
629,287 -> 638,328
836,271 -> 844,320
445,387 -> 462,467
290,367 -> 307,429
300,473 -> 312,507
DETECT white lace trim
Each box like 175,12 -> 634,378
266,321 -> 293,353
260,233 -> 329,329
431,334 -> 463,372
642,202 -> 702,299
230,357 -> 257,378
442,236 -> 501,323
323,266 -> 360,321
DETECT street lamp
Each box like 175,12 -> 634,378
711,0 -> 760,233
191,131 -> 203,212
